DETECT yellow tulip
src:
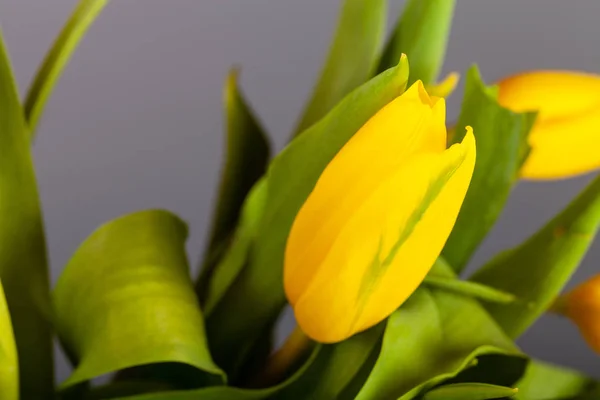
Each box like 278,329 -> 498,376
284,81 -> 476,343
554,274 -> 600,353
497,70 -> 600,180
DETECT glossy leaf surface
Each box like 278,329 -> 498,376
53,210 -> 223,389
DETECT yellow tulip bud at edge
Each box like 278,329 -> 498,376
284,81 -> 476,343
497,70 -> 600,180
555,274 -> 600,353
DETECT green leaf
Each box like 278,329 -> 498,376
423,383 -> 518,400
378,0 -> 455,84
52,210 -> 223,389
205,57 -> 409,378
98,326 -> 382,400
0,281 -> 17,400
273,324 -> 384,400
196,69 -> 270,304
203,179 -> 268,315
514,360 -> 600,400
293,0 -> 386,136
355,260 -> 526,400
0,31 -> 54,399
442,65 -> 535,273
88,345 -> 322,399
470,174 -> 600,339
24,0 -> 108,136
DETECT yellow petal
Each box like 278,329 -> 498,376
497,71 -> 600,120
520,111 -> 600,179
285,81 -> 446,305
287,129 -> 476,343
426,72 -> 460,98
496,70 -> 600,180
565,275 -> 600,353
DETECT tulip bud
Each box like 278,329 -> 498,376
554,274 -> 600,353
284,81 -> 476,343
497,71 -> 600,180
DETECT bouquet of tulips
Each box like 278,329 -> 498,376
1,0 -> 599,399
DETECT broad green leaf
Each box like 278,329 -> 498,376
442,66 -> 535,273
24,0 -> 108,136
423,383 -> 518,400
205,57 -> 409,378
293,0 -> 386,136
0,281 -> 17,400
197,69 -> 270,304
0,32 -> 54,398
470,174 -> 600,339
52,210 -> 223,389
514,360 -> 600,400
378,0 -> 455,85
355,260 -> 526,400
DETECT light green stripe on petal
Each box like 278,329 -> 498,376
354,155 -> 464,327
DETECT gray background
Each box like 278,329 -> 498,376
1,0 -> 599,383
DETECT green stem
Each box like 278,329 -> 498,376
249,325 -> 312,388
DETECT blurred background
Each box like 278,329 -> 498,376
0,0 -> 599,383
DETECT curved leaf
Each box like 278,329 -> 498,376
293,0 -> 386,136
52,210 -> 223,389
423,383 -> 518,400
0,32 -> 53,398
0,281 -> 17,400
471,174 -> 600,339
205,57 -> 409,378
442,66 -> 535,273
24,0 -> 109,136
355,261 -> 526,400
378,0 -> 455,84
197,69 -> 270,303
514,360 -> 600,400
